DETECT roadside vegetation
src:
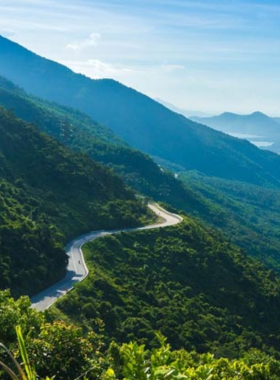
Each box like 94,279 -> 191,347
54,215 -> 280,358
2,290 -> 280,380
0,106 -> 149,297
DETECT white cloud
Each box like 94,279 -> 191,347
66,33 -> 101,51
160,63 -> 185,72
86,59 -> 130,74
61,58 -> 139,79
62,58 -> 186,80
1,0 -> 280,114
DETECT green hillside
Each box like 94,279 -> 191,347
3,291 -> 280,380
2,36 -> 280,186
177,172 -> 280,270
55,212 -> 280,358
0,75 -> 201,210
2,75 -> 280,274
0,106 -> 148,297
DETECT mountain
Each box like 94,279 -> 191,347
155,98 -> 212,118
0,106 -> 148,297
2,35 -> 280,186
191,111 -> 280,137
190,112 -> 280,153
4,36 -> 280,271
0,74 -> 205,211
55,210 -> 280,357
5,73 -> 278,261
4,74 -> 280,273
178,171 -> 280,270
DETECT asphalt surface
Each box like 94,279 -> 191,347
31,203 -> 183,311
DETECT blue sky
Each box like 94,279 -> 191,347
1,0 -> 280,114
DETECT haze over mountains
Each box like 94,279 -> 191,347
4,29 -> 280,376
3,34 -> 280,260
2,35 -> 280,188
3,67 -> 280,274
155,98 -> 212,118
3,34 -> 280,261
0,74 -> 198,211
191,112 -> 280,154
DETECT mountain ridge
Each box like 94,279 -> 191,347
190,111 -> 280,147
0,74 -> 203,211
2,35 -> 280,187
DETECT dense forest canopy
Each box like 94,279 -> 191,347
2,290 -> 280,380
3,75 -> 280,276
0,106 -> 148,296
55,215 -> 280,358
2,34 -> 280,380
0,75 -> 198,208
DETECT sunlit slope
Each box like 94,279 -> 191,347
0,74 -> 207,210
0,106 -> 147,297
56,213 -> 280,356
1,35 -> 280,186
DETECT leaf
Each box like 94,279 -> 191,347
16,325 -> 36,380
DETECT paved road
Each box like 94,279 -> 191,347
31,203 -> 183,311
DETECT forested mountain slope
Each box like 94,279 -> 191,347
3,290 -> 280,380
178,172 -> 280,271
0,75 -> 200,210
0,106 -> 148,297
2,36 -> 280,186
2,75 -> 280,273
55,212 -> 280,357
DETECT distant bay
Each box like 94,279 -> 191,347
228,132 -> 274,148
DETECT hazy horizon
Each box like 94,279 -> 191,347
1,0 -> 280,115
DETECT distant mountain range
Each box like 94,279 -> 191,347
4,33 -> 280,364
2,35 -> 280,187
155,98 -> 212,118
4,32 -> 280,353
191,112 -> 280,153
4,34 -> 280,277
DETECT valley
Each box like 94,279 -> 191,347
31,204 -> 183,312
1,11 -> 280,379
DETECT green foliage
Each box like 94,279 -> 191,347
0,106 -> 148,296
2,291 -> 280,380
179,171 -> 280,270
110,339 -> 280,380
0,291 -> 100,380
0,290 -> 44,345
0,74 -> 196,208
24,322 -> 94,380
0,340 -> 32,380
56,217 -> 280,357
15,326 -> 36,380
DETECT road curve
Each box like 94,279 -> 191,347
31,203 -> 183,311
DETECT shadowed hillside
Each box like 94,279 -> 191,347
0,74 -> 203,210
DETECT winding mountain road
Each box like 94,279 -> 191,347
31,204 -> 183,312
